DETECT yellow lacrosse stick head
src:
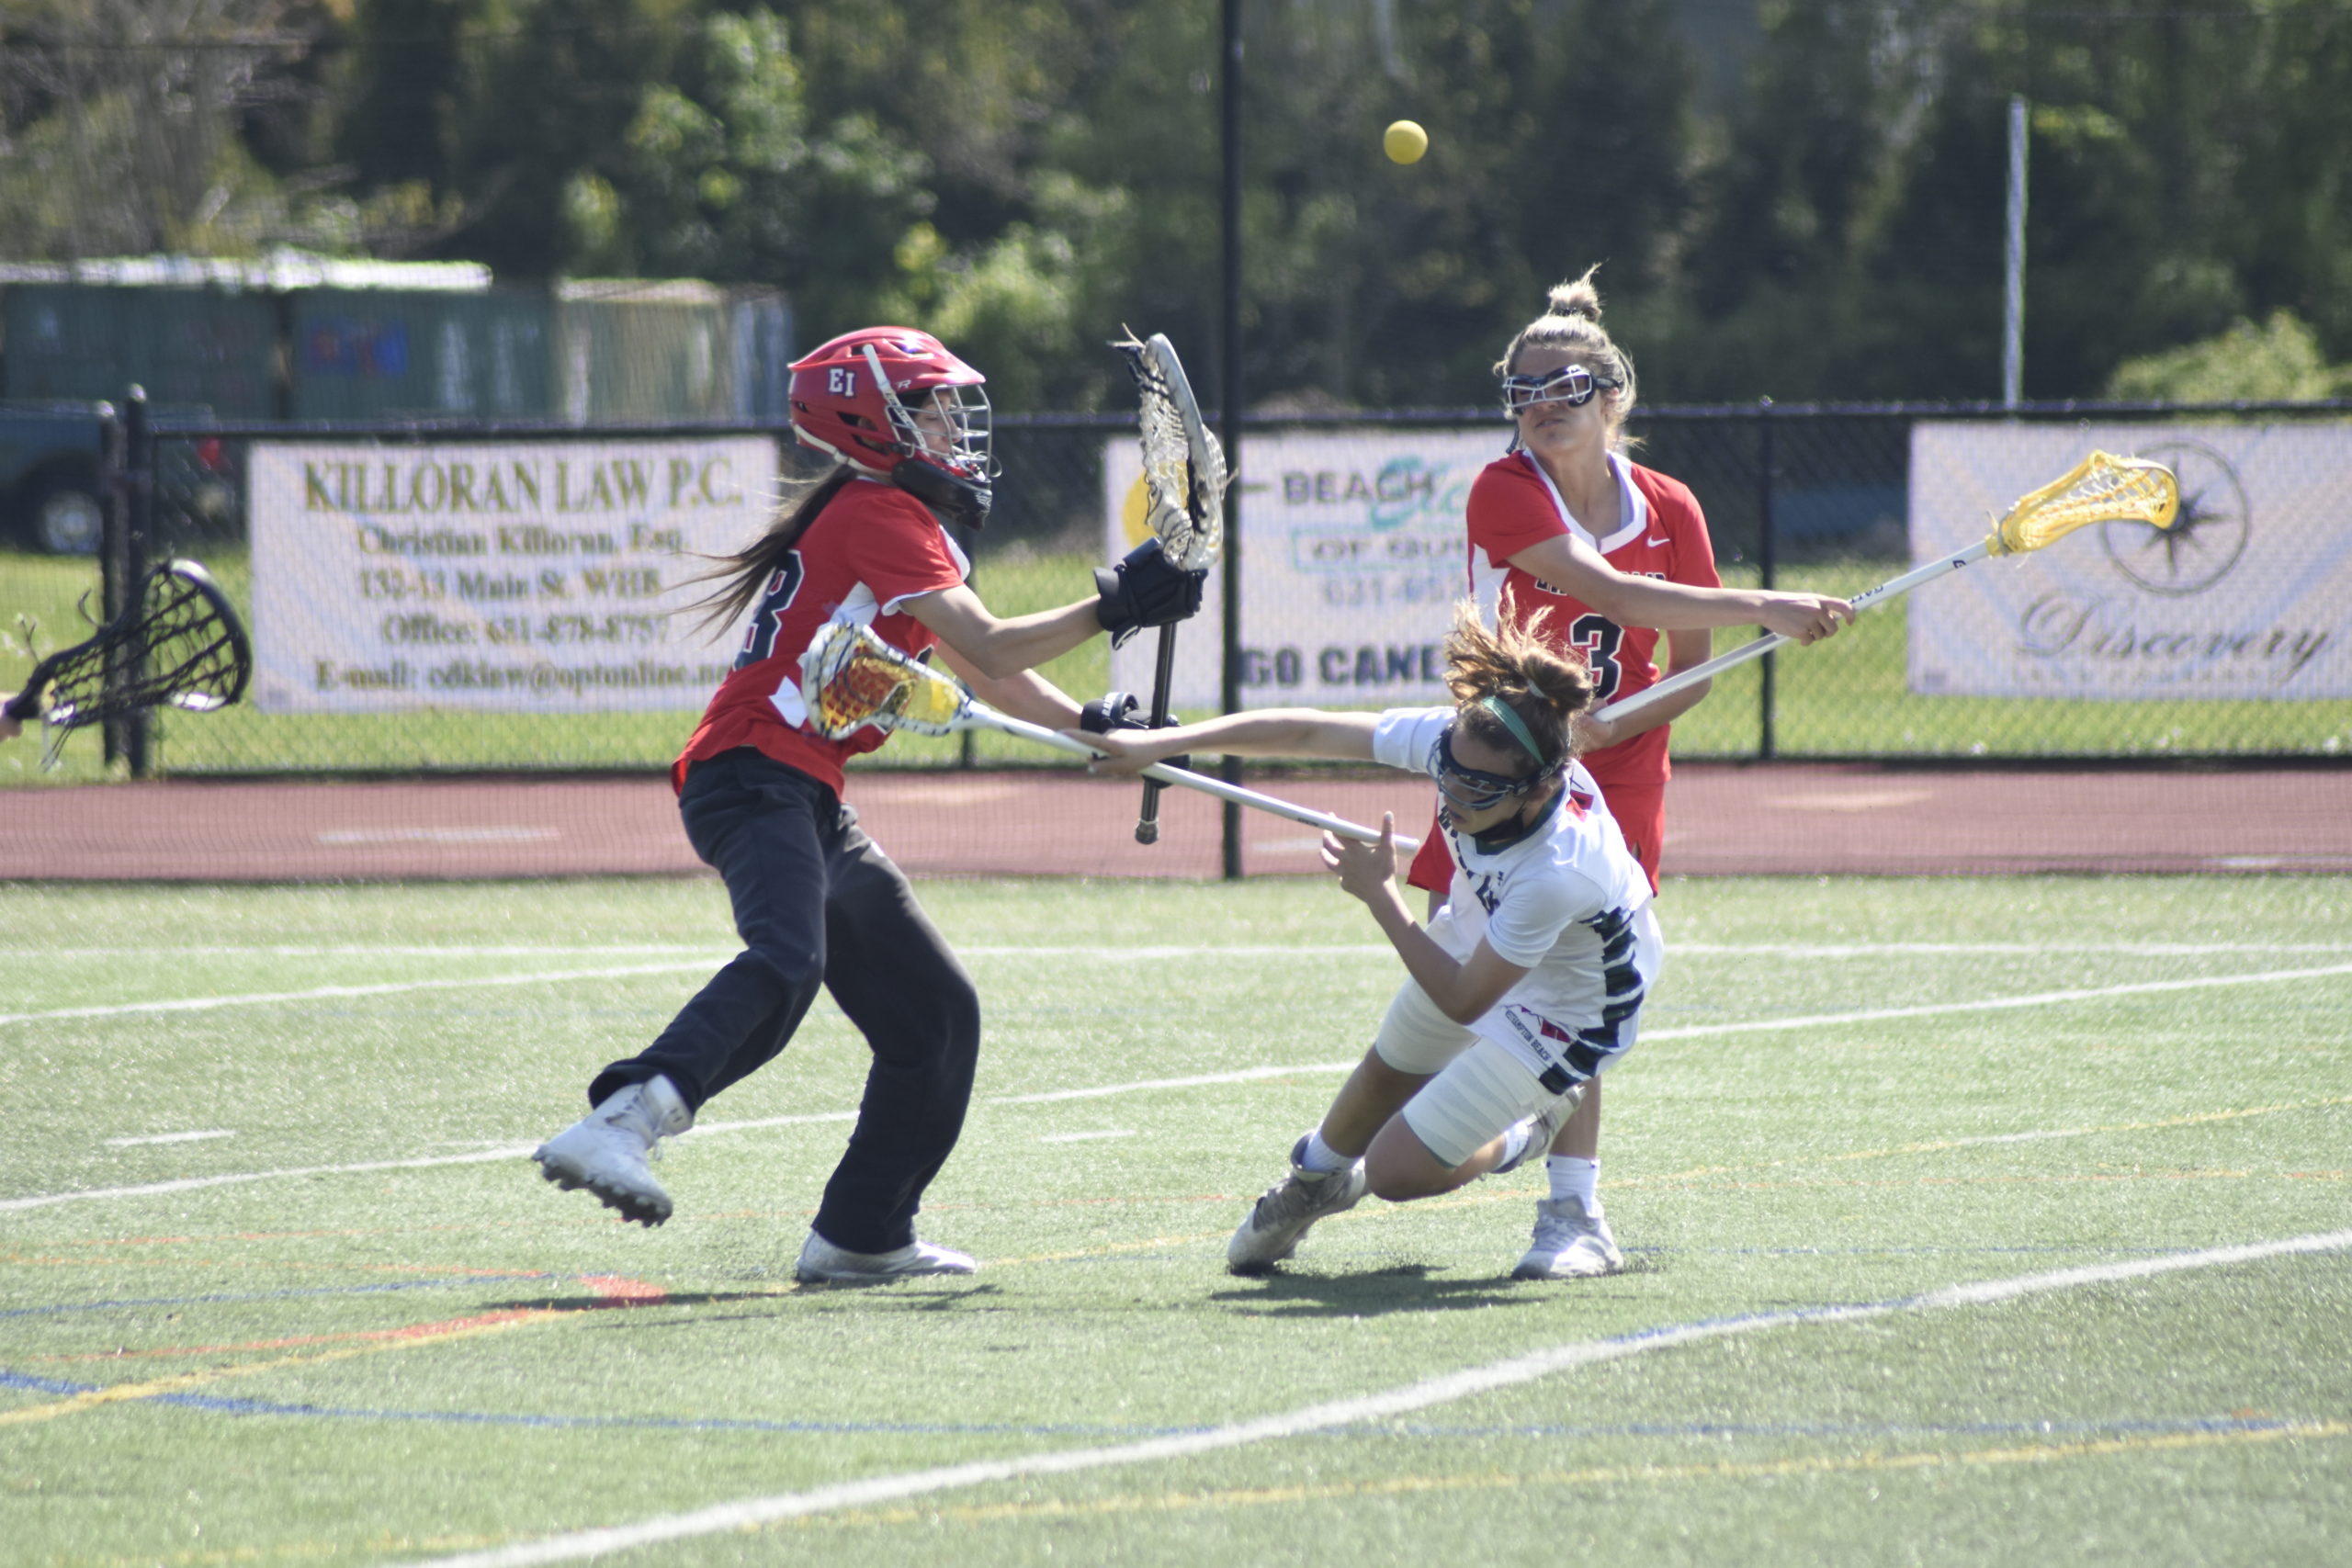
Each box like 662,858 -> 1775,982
1989,450 -> 2180,556
799,620 -> 968,739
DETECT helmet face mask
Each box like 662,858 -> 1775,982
788,328 -> 996,525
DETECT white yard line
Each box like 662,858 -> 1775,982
6,960 -> 2346,1214
0,1066 -> 1362,1213
1638,963 -> 2352,1042
9,953 -> 2346,1035
993,1065 -> 1359,1106
397,1227 -> 2352,1568
103,1130 -> 235,1148
0,1146 -> 541,1212
12,941 -> 2352,962
0,963 -> 720,1028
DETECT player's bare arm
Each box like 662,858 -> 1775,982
1577,626 -> 1714,751
1326,815 -> 1530,1022
1506,534 -> 1850,641
902,584 -> 1103,681
938,648 -> 1085,730
1074,708 -> 1380,773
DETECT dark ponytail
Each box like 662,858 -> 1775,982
685,461 -> 857,637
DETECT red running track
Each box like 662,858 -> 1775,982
5,763 -> 2347,881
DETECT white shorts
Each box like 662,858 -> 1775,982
1372,979 -> 1582,1169
1370,913 -> 1656,1169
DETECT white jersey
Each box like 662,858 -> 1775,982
1370,707 -> 1662,1086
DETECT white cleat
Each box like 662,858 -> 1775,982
1513,1194 -> 1624,1280
795,1230 -> 978,1284
1226,1135 -> 1368,1276
532,1075 -> 693,1226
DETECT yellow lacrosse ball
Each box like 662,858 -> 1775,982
1384,119 -> 1428,165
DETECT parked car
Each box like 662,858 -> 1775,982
0,402 -> 242,553
0,401 -> 104,553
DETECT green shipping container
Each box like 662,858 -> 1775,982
290,288 -> 554,420
556,281 -> 736,423
3,285 -> 277,415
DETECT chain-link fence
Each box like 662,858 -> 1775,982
5,398 -> 2347,786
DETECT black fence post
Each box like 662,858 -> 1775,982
121,387 -> 154,777
1755,396 -> 1777,762
97,398 -> 127,768
1217,0 -> 1245,881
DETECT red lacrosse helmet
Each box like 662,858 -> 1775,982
787,327 -> 994,526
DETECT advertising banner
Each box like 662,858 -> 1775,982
1909,423 -> 2351,700
1103,427 -> 1508,709
249,437 -> 775,711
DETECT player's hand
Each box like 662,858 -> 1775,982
1070,725 -> 1175,776
1758,592 -> 1853,645
1094,537 -> 1208,647
1570,708 -> 1622,753
0,708 -> 20,742
1320,813 -> 1398,904
1077,689 -> 1193,773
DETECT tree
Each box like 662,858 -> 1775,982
0,0 -> 308,257
2104,311 -> 2352,402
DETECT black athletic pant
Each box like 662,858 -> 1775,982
589,749 -> 981,1255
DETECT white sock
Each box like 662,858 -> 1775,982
1298,1131 -> 1353,1174
1547,1156 -> 1600,1210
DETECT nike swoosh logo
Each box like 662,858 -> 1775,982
1645,536 -> 1670,547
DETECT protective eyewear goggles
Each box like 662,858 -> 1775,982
1426,724 -> 1541,814
1500,364 -> 1622,414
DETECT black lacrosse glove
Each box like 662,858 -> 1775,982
1093,537 -> 1207,649
1078,691 -> 1142,735
1078,689 -> 1190,772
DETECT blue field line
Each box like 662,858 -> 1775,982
0,1274 -> 554,1319
2,1369 -> 93,1396
0,1362 -> 2317,1450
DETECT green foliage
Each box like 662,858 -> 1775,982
6,0 -> 2350,407
1663,0 -> 2352,402
2103,310 -> 2352,402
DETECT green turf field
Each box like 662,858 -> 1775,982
4,874 -> 2346,1566
6,547 -> 2347,784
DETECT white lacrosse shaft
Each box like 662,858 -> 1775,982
1593,539 -> 1994,728
969,705 -> 1419,852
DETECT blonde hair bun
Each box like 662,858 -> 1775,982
1546,273 -> 1603,323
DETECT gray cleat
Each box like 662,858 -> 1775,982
1227,1135 -> 1369,1275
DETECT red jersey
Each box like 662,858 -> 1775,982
673,479 -> 968,796
1464,448 -> 1721,795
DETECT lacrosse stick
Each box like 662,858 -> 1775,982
1113,329 -> 1227,845
1595,449 -> 2179,727
799,620 -> 1417,852
4,558 -> 251,768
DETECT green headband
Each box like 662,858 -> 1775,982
1479,694 -> 1545,766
